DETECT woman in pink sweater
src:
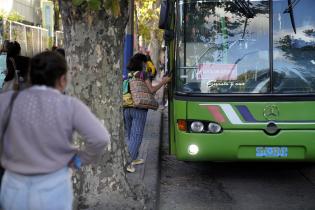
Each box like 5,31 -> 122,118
0,51 -> 110,210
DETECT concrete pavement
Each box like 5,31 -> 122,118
126,109 -> 163,209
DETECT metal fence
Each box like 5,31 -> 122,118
1,19 -> 49,57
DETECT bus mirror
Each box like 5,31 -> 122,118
159,0 -> 172,30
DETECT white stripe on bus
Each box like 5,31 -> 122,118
199,104 -> 315,125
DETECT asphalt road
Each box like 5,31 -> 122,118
158,110 -> 315,210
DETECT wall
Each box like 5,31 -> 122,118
12,0 -> 42,25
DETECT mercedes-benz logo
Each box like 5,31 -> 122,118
263,105 -> 279,121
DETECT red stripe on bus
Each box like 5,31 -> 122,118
207,106 -> 226,123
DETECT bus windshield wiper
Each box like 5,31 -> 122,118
233,0 -> 254,39
242,17 -> 248,39
234,0 -> 255,19
283,0 -> 301,34
283,0 -> 301,13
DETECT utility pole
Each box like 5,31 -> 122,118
123,0 -> 134,79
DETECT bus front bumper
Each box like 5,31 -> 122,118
175,130 -> 315,161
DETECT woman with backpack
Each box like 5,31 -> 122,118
124,53 -> 171,173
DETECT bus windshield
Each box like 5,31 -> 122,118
176,0 -> 315,94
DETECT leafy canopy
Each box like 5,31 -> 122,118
135,0 -> 163,43
72,0 -> 121,16
0,10 -> 24,22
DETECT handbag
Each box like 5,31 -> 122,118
129,78 -> 159,110
0,91 -> 19,185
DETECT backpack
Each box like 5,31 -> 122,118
123,78 -> 134,107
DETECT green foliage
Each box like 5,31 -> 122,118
135,0 -> 163,44
87,0 -> 101,10
0,10 -> 24,22
48,37 -> 54,49
71,0 -> 103,11
72,0 -> 120,15
105,0 -> 121,16
72,0 -> 85,6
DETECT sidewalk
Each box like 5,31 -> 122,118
126,109 -> 163,209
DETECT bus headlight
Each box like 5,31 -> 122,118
190,121 -> 204,132
188,144 -> 199,155
208,122 -> 222,133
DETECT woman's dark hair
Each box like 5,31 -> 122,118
30,51 -> 67,87
55,48 -> 65,57
7,41 -> 21,58
51,45 -> 57,51
4,41 -> 21,81
127,53 -> 147,72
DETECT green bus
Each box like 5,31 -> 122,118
159,0 -> 315,161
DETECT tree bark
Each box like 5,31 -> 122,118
52,0 -> 60,31
134,2 -> 139,52
149,29 -> 160,76
148,0 -> 162,78
59,1 -> 146,209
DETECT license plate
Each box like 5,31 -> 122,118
256,147 -> 288,157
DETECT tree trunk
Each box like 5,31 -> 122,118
59,1 -> 146,209
149,29 -> 160,76
134,3 -> 139,52
148,0 -> 162,78
52,0 -> 60,32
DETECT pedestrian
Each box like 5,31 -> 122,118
0,51 -> 110,210
0,40 -> 9,89
0,40 -> 10,54
55,48 -> 65,57
51,45 -> 57,51
124,53 -> 171,173
1,41 -> 21,92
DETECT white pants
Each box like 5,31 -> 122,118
0,167 -> 73,210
